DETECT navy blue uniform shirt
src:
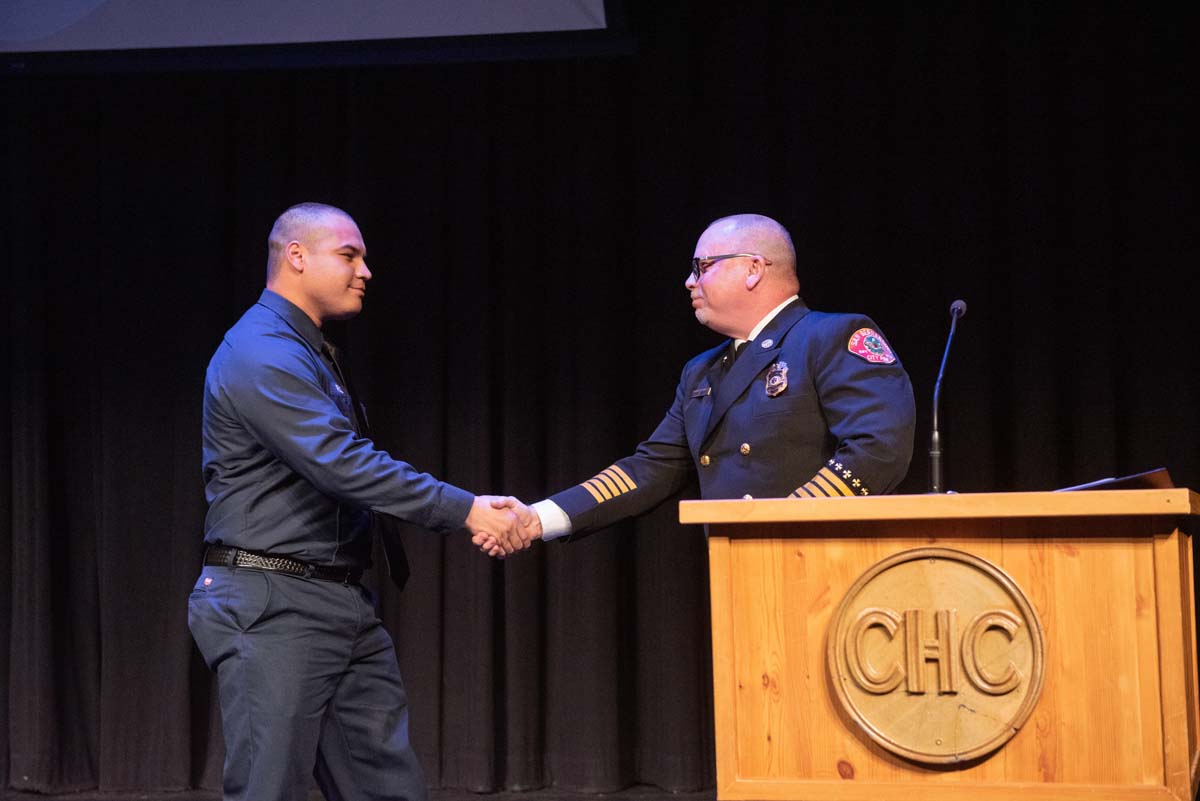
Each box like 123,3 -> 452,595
202,289 -> 474,568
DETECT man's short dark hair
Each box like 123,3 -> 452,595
266,202 -> 353,279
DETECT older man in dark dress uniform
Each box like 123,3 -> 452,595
492,213 -> 915,543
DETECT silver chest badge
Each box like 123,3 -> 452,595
765,361 -> 788,397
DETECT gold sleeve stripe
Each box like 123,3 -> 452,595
810,471 -> 842,498
579,464 -> 640,507
818,466 -> 856,497
792,467 -> 856,499
602,468 -> 632,493
580,481 -> 606,503
608,464 -> 637,490
809,474 -> 834,496
593,472 -> 621,496
594,478 -> 616,500
806,477 -> 834,497
585,478 -> 613,501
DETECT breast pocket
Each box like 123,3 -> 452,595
752,390 -> 815,419
683,385 -> 713,422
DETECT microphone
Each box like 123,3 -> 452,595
929,299 -> 967,493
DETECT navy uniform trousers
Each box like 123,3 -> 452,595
188,565 -> 427,801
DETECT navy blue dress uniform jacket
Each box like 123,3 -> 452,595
548,298 -> 915,536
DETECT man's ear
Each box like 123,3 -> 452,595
285,240 -> 306,273
745,257 -> 765,290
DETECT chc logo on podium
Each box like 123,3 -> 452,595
827,548 -> 1045,765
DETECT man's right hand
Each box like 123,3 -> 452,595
490,496 -> 543,544
465,495 -> 530,558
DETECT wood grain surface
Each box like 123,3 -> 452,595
699,494 -> 1200,801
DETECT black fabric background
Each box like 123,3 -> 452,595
1,3 -> 1195,795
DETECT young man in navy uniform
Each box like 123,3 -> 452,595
493,213 -> 915,543
190,203 -> 528,801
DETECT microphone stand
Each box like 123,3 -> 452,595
929,301 -> 966,493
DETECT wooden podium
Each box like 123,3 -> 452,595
680,489 -> 1200,801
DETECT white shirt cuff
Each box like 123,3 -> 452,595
531,499 -> 572,540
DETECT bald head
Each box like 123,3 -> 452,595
267,202 -> 355,280
686,213 -> 802,339
703,213 -> 798,283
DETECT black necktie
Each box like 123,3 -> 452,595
320,340 -> 410,591
732,340 -> 747,362
321,341 -> 365,432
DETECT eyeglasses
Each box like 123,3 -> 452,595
689,253 -> 771,281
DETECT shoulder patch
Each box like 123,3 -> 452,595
847,327 -> 896,364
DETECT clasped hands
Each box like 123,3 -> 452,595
465,495 -> 543,558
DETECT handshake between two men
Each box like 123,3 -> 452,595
464,495 -> 543,558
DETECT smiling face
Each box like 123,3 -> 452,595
267,205 -> 372,326
295,213 -> 371,324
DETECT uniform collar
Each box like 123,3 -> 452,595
734,295 -> 804,350
257,289 -> 326,353
699,297 -> 811,448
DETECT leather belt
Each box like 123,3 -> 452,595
204,545 -> 362,585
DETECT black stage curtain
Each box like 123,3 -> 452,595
1,3 -> 1194,795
